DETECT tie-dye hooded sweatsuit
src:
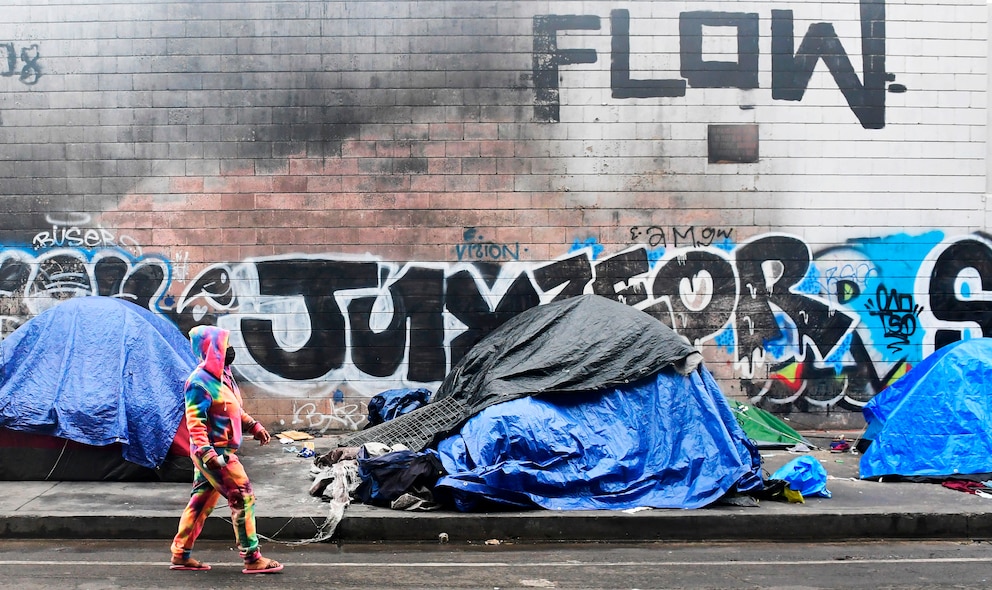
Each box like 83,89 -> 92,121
171,325 -> 266,564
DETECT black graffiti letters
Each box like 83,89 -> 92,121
679,11 -> 759,90
591,248 -> 650,305
534,1 -> 888,128
10,233 -> 992,402
446,270 -> 541,368
866,284 -> 922,352
194,236 -> 857,383
629,226 -> 734,248
532,252 -> 594,301
240,259 -> 379,380
1,43 -> 41,85
771,0 -> 886,129
611,9 -> 686,99
647,250 -> 736,345
929,240 -> 992,349
532,15 -> 601,122
735,236 -> 856,372
172,239 -> 858,383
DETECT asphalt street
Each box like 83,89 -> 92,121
2,539 -> 992,589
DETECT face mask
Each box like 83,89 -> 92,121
224,346 -> 236,366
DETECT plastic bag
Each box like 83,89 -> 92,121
770,455 -> 832,498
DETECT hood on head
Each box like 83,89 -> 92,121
188,324 -> 229,380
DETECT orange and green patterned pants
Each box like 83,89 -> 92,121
171,450 -> 261,564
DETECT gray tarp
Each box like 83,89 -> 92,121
340,295 -> 701,451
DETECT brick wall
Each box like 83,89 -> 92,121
0,0 -> 987,432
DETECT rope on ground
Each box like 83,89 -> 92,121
220,460 -> 357,546
220,505 -> 343,547
44,439 -> 69,481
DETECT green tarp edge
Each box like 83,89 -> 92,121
729,399 -> 811,448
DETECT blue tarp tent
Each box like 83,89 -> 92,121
432,365 -> 763,511
0,296 -> 197,475
860,338 -> 992,480
337,295 -> 764,510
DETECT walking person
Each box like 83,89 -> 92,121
169,325 -> 284,574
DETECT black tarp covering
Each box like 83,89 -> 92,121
340,295 -> 701,451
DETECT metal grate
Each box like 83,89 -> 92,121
337,396 -> 469,451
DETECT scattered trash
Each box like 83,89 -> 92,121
438,532 -> 449,543
296,441 -> 316,458
830,436 -> 851,453
622,506 -> 653,514
750,479 -> 803,503
770,455 -> 832,499
277,430 -> 314,444
519,580 -> 556,588
283,446 -> 298,453
781,486 -> 804,504
942,480 -> 992,496
485,539 -> 501,545
717,494 -> 760,507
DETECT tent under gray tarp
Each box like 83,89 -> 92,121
339,294 -> 701,451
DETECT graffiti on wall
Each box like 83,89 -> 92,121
0,246 -> 169,334
534,2 -> 899,128
4,230 -> 991,421
629,226 -> 734,249
31,214 -> 141,253
454,227 -> 523,262
291,399 -> 366,432
1,42 -> 41,85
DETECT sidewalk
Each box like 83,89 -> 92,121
2,431 -> 992,544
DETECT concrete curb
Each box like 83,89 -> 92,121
5,440 -> 991,544
4,508 -> 992,544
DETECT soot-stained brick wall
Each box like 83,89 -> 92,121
0,0 -> 987,431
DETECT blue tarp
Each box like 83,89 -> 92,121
770,456 -> 832,498
0,297 -> 197,469
860,338 -> 992,479
366,388 -> 432,427
432,366 -> 763,511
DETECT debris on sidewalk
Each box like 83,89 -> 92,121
276,430 -> 314,444
770,455 -> 832,499
941,480 -> 992,497
830,436 -> 851,453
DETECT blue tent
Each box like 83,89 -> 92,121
860,338 -> 992,480
432,365 -> 763,511
0,297 -> 197,473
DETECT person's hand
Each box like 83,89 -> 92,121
253,425 -> 271,446
205,455 -> 225,471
